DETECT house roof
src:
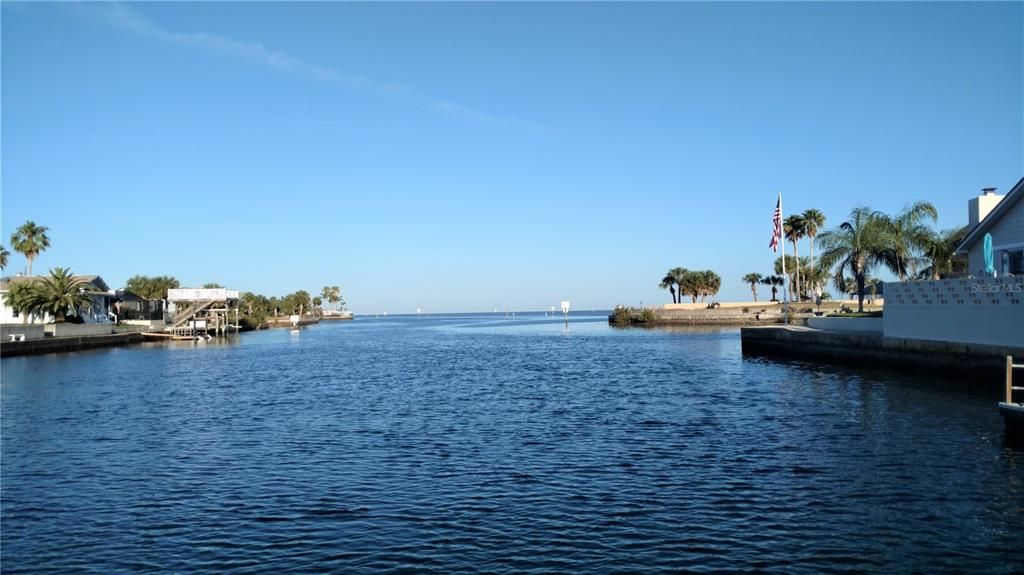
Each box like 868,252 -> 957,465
0,274 -> 110,293
955,176 -> 1024,255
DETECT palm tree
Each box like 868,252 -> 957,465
679,270 -> 703,303
667,268 -> 687,304
783,215 -> 806,301
312,296 -> 323,317
919,226 -> 969,280
701,270 -> 721,302
125,275 -> 180,300
0,245 -> 9,270
802,209 -> 826,292
9,220 -> 50,276
883,202 -> 938,281
817,207 -> 891,313
321,286 -> 333,309
3,282 -> 40,323
30,268 -> 95,322
328,286 -> 344,310
659,272 -> 678,304
742,273 -> 763,302
761,275 -> 785,302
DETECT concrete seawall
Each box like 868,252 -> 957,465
741,325 -> 1024,377
1,332 -> 146,358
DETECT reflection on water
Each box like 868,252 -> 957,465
2,313 -> 1022,573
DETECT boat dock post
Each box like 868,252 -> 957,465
1000,355 -> 1024,442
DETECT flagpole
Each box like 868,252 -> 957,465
780,192 -> 789,324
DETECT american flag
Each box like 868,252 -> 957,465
769,194 -> 783,252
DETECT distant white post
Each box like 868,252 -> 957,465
560,300 -> 571,323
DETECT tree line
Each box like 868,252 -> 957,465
658,268 -> 722,304
741,203 -> 966,311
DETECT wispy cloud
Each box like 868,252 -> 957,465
85,3 -> 548,133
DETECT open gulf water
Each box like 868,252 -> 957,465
2,313 -> 1023,573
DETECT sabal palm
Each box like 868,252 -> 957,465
817,207 -> 891,312
702,270 -> 721,301
783,215 -> 806,300
9,220 -> 50,276
0,245 -> 9,270
742,273 -> 763,302
659,272 -> 678,304
669,268 -> 688,304
885,202 -> 938,280
802,209 -> 826,292
32,268 -> 95,322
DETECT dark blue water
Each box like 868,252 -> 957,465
3,314 -> 1023,573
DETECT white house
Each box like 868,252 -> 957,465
0,274 -> 113,325
956,177 -> 1024,277
883,180 -> 1024,348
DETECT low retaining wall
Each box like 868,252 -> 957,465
0,324 -> 46,341
806,317 -> 883,333
1,332 -> 145,358
741,325 -> 1024,377
45,323 -> 114,337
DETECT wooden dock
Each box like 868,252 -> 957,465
1000,356 -> 1024,442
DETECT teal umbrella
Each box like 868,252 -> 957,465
983,233 -> 995,276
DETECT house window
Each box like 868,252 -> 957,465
1001,249 -> 1024,276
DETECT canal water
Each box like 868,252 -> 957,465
2,314 -> 1022,573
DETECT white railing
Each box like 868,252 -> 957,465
167,288 -> 240,302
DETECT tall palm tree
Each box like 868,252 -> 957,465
328,286 -> 344,310
30,268 -> 95,322
659,272 -> 678,304
883,202 -> 938,281
919,226 -> 969,280
742,273 -> 763,302
817,207 -> 891,313
783,214 -> 806,300
9,220 -> 50,276
0,245 -> 9,270
802,209 -> 826,292
321,286 -> 333,309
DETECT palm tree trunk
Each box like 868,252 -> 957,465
792,240 -> 800,301
856,273 -> 865,313
808,234 -> 815,292
26,255 -> 33,277
751,284 -> 758,302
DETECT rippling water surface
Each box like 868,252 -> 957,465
3,314 -> 1023,573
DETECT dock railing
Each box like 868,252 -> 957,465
1007,356 -> 1024,405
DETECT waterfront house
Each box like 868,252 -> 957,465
0,274 -> 113,325
114,289 -> 167,323
955,177 -> 1024,277
883,180 -> 1024,348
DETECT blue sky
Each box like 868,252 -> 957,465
2,2 -> 1021,313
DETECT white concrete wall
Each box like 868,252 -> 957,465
806,317 -> 883,333
1,324 -> 46,340
45,323 -> 114,337
883,277 -> 1024,347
